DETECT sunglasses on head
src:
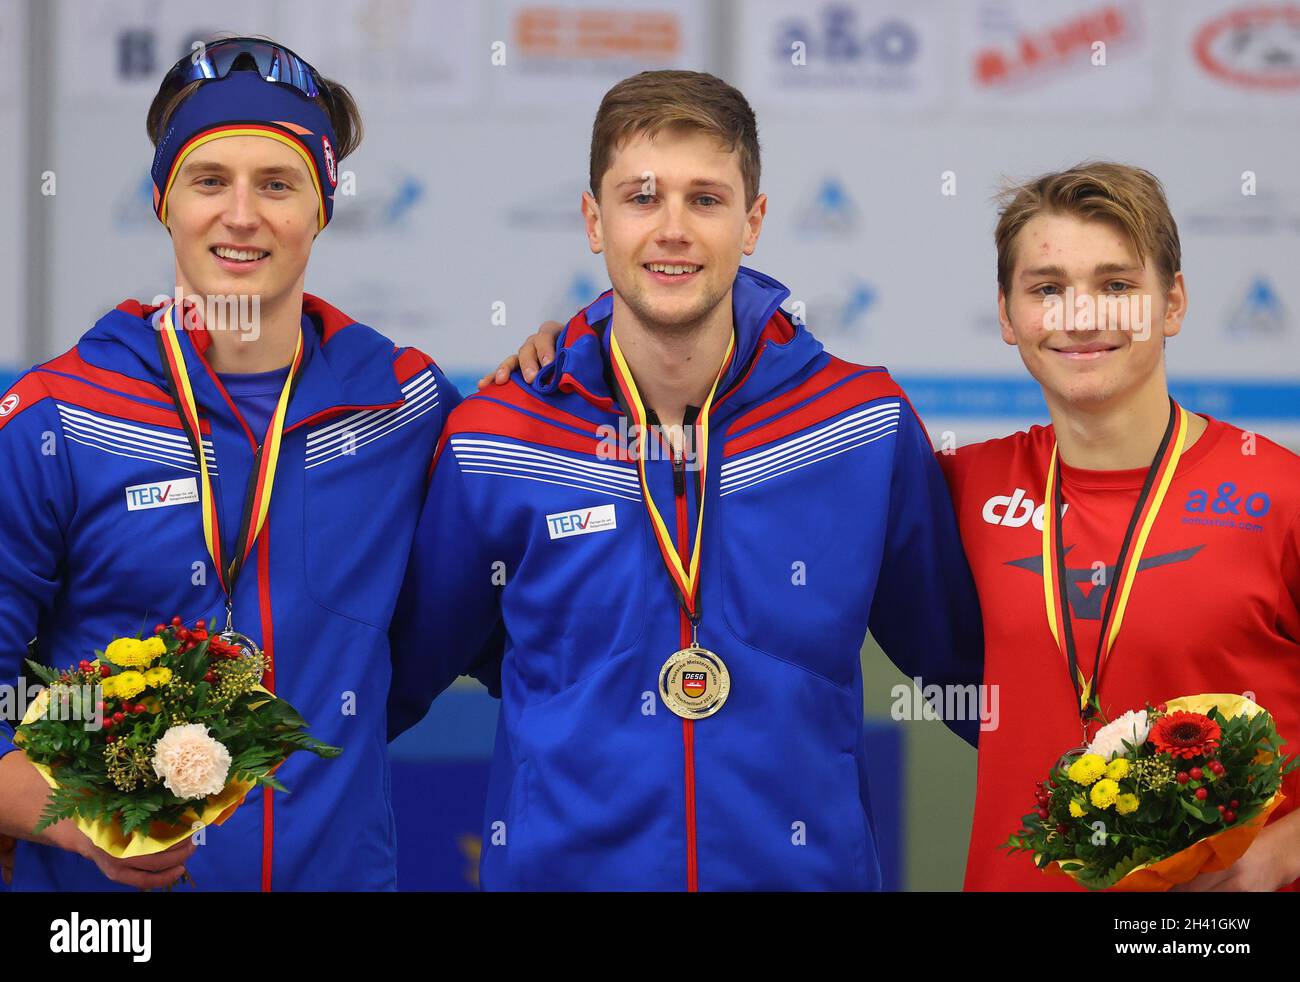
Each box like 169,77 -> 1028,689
161,37 -> 321,100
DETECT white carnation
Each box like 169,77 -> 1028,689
152,723 -> 232,800
1086,709 -> 1151,761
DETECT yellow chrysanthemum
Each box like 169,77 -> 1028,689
104,638 -> 162,669
1090,778 -> 1120,809
1115,793 -> 1140,816
1067,754 -> 1107,786
112,671 -> 147,701
1105,758 -> 1131,780
100,675 -> 118,698
1069,800 -> 1087,818
144,666 -> 173,688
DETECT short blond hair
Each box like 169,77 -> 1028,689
589,70 -> 760,208
994,161 -> 1181,293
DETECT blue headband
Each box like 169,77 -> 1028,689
151,71 -> 339,230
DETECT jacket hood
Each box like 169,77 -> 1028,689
71,294 -> 405,429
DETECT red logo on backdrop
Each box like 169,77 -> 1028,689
321,135 -> 338,187
973,4 -> 1134,87
1194,5 -> 1300,90
515,8 -> 681,58
681,671 -> 707,698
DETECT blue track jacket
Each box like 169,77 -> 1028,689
0,295 -> 457,890
390,267 -> 983,890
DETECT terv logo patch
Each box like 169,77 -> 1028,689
546,504 -> 617,540
125,478 -> 199,512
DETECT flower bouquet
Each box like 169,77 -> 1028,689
1005,694 -> 1298,891
15,617 -> 340,862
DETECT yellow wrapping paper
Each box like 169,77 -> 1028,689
16,685 -> 264,860
1046,693 -> 1288,891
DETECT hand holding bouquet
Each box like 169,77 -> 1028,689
16,617 -> 340,867
1006,694 -> 1298,891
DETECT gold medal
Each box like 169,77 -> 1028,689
610,328 -> 739,724
659,646 -> 730,720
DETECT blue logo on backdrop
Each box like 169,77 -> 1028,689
1226,277 -> 1288,337
558,272 -> 604,315
116,30 -> 158,79
795,178 -> 860,237
770,6 -> 921,90
789,280 -> 877,339
115,30 -> 231,81
331,173 -> 425,233
777,7 -> 919,66
113,173 -> 156,230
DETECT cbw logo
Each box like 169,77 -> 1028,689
546,503 -> 617,540
982,488 -> 1066,531
1185,482 -> 1270,518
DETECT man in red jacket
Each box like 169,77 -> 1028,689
941,161 -> 1300,891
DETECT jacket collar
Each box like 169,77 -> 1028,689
535,266 -> 823,417
89,294 -> 405,432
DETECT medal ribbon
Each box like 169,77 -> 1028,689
608,328 -> 736,623
1041,398 -> 1189,719
156,302 -> 305,600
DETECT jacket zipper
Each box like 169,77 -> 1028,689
210,366 -> 277,892
672,444 -> 699,893
250,438 -> 277,890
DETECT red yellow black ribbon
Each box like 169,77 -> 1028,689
1041,398 -> 1190,718
156,302 -> 305,599
608,328 -> 736,622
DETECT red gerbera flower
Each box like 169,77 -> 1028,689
1150,711 -> 1221,760
206,637 -> 245,661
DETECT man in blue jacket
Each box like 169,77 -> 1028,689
390,70 -> 983,890
0,39 -> 462,890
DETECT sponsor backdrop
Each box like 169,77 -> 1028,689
1,0 -> 1296,890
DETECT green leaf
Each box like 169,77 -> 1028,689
254,772 -> 289,793
1176,796 -> 1215,824
23,659 -> 60,687
180,641 -> 209,683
